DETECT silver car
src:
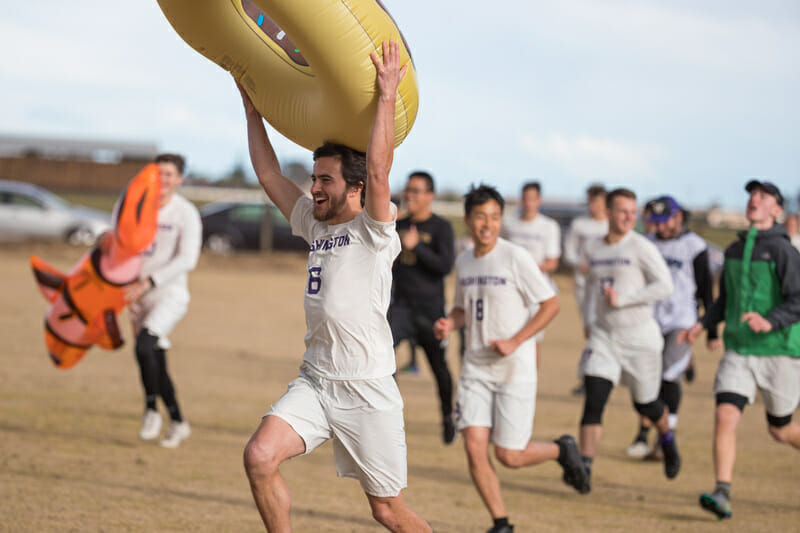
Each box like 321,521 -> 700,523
0,179 -> 111,245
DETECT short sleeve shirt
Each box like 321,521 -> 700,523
290,196 -> 401,379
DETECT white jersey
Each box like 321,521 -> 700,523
648,231 -> 707,333
502,213 -> 561,270
563,216 -> 608,275
454,239 -> 556,384
585,231 -> 673,332
290,196 -> 401,380
140,194 -> 202,300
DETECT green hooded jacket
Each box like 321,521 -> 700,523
702,224 -> 800,356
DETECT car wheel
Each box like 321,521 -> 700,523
66,227 -> 96,246
205,233 -> 234,255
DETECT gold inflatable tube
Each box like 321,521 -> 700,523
157,0 -> 419,152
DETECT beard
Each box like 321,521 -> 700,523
312,189 -> 348,221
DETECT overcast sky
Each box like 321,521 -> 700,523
1,1 -> 798,208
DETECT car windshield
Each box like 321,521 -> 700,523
35,187 -> 71,209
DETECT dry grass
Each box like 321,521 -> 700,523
1,243 -> 797,532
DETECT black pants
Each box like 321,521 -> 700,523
389,300 -> 453,419
135,329 -> 182,422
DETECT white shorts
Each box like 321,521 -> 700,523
129,287 -> 189,350
581,321 -> 663,404
455,378 -> 536,450
662,330 -> 692,383
714,351 -> 800,418
266,367 -> 407,497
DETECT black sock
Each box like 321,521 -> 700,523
636,424 -> 650,442
145,394 -> 157,411
493,517 -> 509,529
714,481 -> 731,499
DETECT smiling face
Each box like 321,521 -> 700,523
746,188 -> 782,229
608,195 -> 638,237
310,156 -> 359,222
157,161 -> 183,206
466,199 -> 503,253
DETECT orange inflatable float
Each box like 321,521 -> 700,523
30,164 -> 161,369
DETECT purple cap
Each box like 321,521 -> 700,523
647,196 -> 682,223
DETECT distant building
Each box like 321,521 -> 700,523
0,134 -> 158,193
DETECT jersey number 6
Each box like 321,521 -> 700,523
307,267 -> 322,294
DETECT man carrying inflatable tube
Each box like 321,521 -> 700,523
241,41 -> 431,532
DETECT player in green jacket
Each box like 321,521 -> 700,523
681,180 -> 800,520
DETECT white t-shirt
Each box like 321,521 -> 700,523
290,196 -> 401,380
563,216 -> 608,278
502,213 -> 561,269
585,231 -> 673,332
140,194 -> 202,301
454,239 -> 556,384
649,231 -> 708,333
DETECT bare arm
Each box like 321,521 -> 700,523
490,296 -> 560,356
433,307 -> 465,340
238,83 -> 303,221
539,257 -> 559,274
365,40 -> 407,222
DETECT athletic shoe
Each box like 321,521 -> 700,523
555,435 -> 591,494
486,524 -> 514,533
160,420 -> 191,448
139,409 -> 162,440
398,363 -> 419,375
442,416 -> 456,445
625,439 -> 650,459
699,491 -> 732,520
662,437 -> 680,479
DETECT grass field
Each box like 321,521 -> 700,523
1,242 -> 796,532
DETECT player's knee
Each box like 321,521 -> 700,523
634,400 -> 665,424
135,329 -> 159,361
494,447 -> 520,468
369,499 -> 398,529
243,436 -> 280,478
581,376 -> 612,425
767,413 -> 793,442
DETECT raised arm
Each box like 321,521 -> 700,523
366,40 -> 408,222
237,83 -> 303,221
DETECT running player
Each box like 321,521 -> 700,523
240,41 -> 431,532
563,184 -> 608,337
434,184 -> 589,533
389,171 -> 456,443
502,182 -> 561,364
577,188 -> 679,490
127,153 -> 202,449
563,185 -> 608,394
625,196 -> 719,459
680,181 -> 800,520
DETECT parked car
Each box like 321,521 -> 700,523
200,201 -> 307,253
0,179 -> 111,245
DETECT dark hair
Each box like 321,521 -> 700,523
313,142 -> 367,206
408,171 -> 435,192
155,153 -> 185,175
522,181 -> 541,194
587,184 -> 607,199
464,184 -> 505,216
606,188 -> 637,208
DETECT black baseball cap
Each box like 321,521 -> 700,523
746,180 -> 784,207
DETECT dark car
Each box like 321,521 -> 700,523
200,201 -> 307,253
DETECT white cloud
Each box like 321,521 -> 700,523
520,133 -> 665,181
